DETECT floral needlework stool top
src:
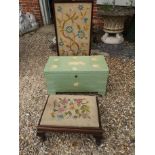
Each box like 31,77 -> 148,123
40,95 -> 99,127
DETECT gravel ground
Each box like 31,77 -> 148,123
92,42 -> 135,59
19,25 -> 135,155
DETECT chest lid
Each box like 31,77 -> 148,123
44,56 -> 109,74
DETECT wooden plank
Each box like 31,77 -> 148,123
44,56 -> 109,73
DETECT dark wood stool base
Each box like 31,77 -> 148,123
37,132 -> 47,141
37,125 -> 103,145
93,134 -> 103,146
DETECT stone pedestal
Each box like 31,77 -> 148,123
101,32 -> 124,44
101,15 -> 125,44
98,7 -> 135,44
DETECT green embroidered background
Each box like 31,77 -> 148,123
54,3 -> 92,56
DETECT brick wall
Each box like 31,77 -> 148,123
19,0 -> 103,27
19,0 -> 43,25
92,0 -> 104,28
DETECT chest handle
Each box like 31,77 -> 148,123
74,75 -> 78,78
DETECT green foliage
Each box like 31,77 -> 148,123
100,4 -> 113,11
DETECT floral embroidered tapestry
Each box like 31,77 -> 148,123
40,95 -> 99,127
54,2 -> 92,56
51,97 -> 91,120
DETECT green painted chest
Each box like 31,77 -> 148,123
44,56 -> 109,96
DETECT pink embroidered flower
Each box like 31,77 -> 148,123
76,99 -> 82,104
58,107 -> 65,112
63,98 -> 67,104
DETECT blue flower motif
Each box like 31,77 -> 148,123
77,30 -> 85,39
82,17 -> 88,23
57,114 -> 64,120
59,38 -> 64,46
59,41 -> 64,46
57,6 -> 62,12
65,26 -> 73,33
78,4 -> 83,10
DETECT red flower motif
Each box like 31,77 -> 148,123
63,98 -> 67,104
76,99 -> 82,104
58,107 -> 65,112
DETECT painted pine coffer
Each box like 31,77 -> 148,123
44,56 -> 109,96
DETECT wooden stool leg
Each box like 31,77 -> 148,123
37,132 -> 46,141
98,92 -> 104,96
93,134 -> 103,146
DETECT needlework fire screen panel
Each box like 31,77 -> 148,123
54,2 -> 92,56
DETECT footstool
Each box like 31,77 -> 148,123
37,95 -> 103,145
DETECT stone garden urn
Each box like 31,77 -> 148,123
98,6 -> 135,44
